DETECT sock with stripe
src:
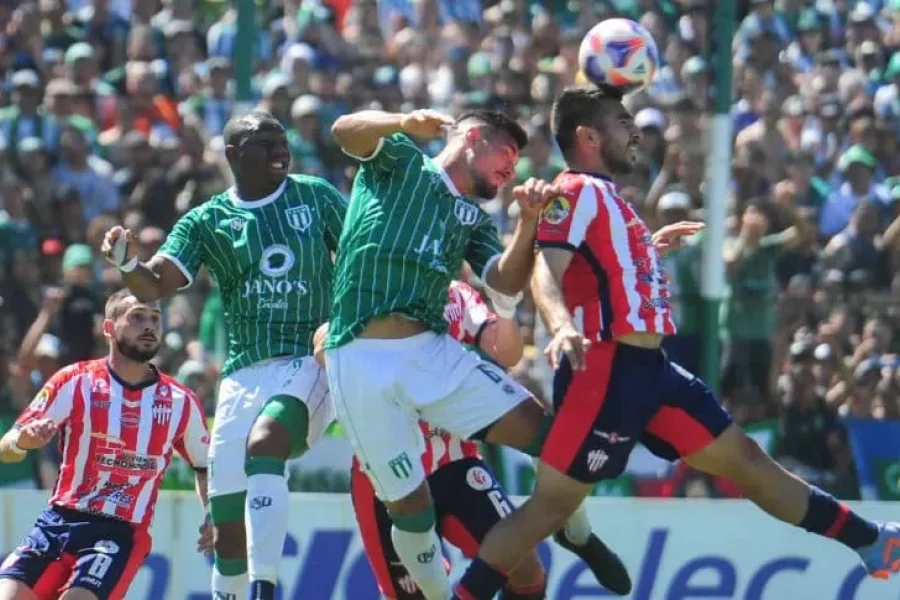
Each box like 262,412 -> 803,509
245,457 -> 289,589
391,507 -> 451,600
454,557 -> 509,600
798,487 -> 878,549
212,557 -> 247,600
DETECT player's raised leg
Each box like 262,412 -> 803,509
661,377 -> 900,577
245,357 -> 332,600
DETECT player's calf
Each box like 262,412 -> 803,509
209,494 -> 249,600
685,425 -> 882,558
501,551 -> 545,600
245,396 -> 309,600
454,463 -> 591,599
59,588 -> 99,600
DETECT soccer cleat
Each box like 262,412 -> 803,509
553,531 -> 632,595
249,580 -> 276,600
857,522 -> 900,579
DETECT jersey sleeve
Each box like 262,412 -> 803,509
15,368 -> 78,428
344,133 -> 423,176
317,180 -> 349,253
173,389 -> 210,469
156,206 -> 206,288
466,210 -> 505,282
458,282 -> 496,344
536,180 -> 599,251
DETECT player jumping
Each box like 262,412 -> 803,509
449,85 -> 900,599
101,112 -> 346,600
0,289 -> 209,600
319,280 -> 629,598
325,108 -> 630,599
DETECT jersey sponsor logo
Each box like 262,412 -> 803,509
543,196 -> 571,225
454,199 -> 479,225
96,450 -> 158,475
259,245 -> 296,277
586,448 -> 609,473
285,206 -> 313,232
465,465 -> 494,491
388,452 -> 413,479
29,388 -> 50,412
98,482 -> 136,507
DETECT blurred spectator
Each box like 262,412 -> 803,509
0,0 -> 898,499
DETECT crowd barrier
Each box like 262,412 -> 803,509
1,491 -> 898,599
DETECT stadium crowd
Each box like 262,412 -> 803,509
1,0 -> 899,501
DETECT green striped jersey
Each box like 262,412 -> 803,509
326,133 -> 504,348
158,174 -> 347,376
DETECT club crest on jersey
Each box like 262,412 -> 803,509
229,218 -> 246,232
543,196 -> 571,225
152,386 -> 173,424
454,199 -> 479,226
90,379 -> 110,408
285,206 -> 312,232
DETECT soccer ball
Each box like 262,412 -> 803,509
578,18 -> 659,93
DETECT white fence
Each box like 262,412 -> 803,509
1,492 -> 899,599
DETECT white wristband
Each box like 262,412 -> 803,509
118,255 -> 139,273
486,289 -> 523,320
8,434 -> 26,456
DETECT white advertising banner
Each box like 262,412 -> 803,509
1,492 -> 899,599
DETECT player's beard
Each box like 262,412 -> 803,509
116,336 -> 160,363
471,171 -> 499,200
601,144 -> 634,176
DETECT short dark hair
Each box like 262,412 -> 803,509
105,288 -> 136,320
551,85 -> 624,160
455,110 -> 529,150
223,111 -> 284,147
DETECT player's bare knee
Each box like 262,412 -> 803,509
213,520 -> 247,559
246,416 -> 290,458
383,481 -> 434,517
0,579 -> 37,600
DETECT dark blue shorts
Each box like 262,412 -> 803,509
352,457 -> 516,599
0,505 -> 151,600
542,341 -> 733,484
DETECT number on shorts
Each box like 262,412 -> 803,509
84,553 -> 114,579
476,364 -> 502,384
487,490 -> 513,518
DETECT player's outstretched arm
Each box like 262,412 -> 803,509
101,226 -> 189,302
331,109 -> 453,160
0,419 -> 57,463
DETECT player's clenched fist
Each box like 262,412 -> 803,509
101,226 -> 139,272
400,109 -> 455,140
17,418 -> 57,450
513,178 -> 561,222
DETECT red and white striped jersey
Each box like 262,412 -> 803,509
15,359 -> 209,528
536,171 -> 676,340
353,281 -> 492,478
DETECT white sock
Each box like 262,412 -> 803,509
563,502 -> 593,546
211,567 -> 247,600
246,473 -> 289,583
532,457 -> 592,546
391,525 -> 451,600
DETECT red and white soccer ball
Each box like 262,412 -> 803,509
578,18 -> 660,93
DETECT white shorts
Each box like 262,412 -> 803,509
325,332 -> 531,502
208,356 -> 333,498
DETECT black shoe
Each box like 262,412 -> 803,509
553,531 -> 632,596
250,580 -> 276,600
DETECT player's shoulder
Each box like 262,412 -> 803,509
48,359 -> 100,388
157,373 -> 199,404
286,174 -> 343,197
178,193 -> 228,221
